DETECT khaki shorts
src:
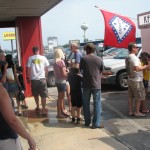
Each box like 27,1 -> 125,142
0,138 -> 22,150
128,80 -> 145,101
31,79 -> 48,98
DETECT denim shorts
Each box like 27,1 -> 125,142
56,83 -> 66,92
8,82 -> 19,93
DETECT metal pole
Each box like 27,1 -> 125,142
11,39 -> 14,55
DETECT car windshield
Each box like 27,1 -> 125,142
103,48 -> 122,56
114,49 -> 129,59
44,53 -> 54,59
113,47 -> 142,59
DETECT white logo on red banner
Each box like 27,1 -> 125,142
109,16 -> 133,43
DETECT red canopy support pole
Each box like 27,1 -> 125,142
16,17 -> 43,97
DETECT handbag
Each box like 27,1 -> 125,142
17,90 -> 25,101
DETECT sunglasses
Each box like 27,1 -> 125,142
134,46 -> 138,49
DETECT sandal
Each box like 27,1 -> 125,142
128,112 -> 134,116
42,113 -> 47,117
134,113 -> 146,117
16,112 -> 22,116
35,108 -> 40,112
142,109 -> 150,113
62,110 -> 70,117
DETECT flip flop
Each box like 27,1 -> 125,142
134,113 -> 146,117
42,113 -> 47,117
128,112 -> 134,116
142,109 -> 150,113
35,108 -> 40,112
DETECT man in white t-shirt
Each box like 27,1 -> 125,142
126,42 -> 150,117
26,47 -> 49,116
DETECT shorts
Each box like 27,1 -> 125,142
0,138 -> 22,150
143,80 -> 149,88
31,79 -> 48,98
8,82 -> 19,93
128,80 -> 145,101
56,83 -> 66,92
70,90 -> 82,107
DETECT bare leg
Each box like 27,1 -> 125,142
66,83 -> 72,111
128,97 -> 133,115
34,96 -> 40,110
77,107 -> 81,118
140,87 -> 149,112
71,107 -> 76,123
41,97 -> 46,114
71,107 -> 76,118
135,100 -> 142,114
17,101 -> 22,114
57,92 -> 66,118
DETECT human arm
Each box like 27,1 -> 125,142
45,66 -> 48,79
0,62 -> 8,83
134,65 -> 149,71
44,57 -> 50,79
26,67 -> 31,83
0,84 -> 36,149
13,65 -> 21,88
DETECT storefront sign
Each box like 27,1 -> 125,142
138,11 -> 150,29
3,32 -> 16,40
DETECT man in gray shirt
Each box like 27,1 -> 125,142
80,43 -> 104,129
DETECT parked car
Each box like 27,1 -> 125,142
101,45 -> 142,90
102,47 -> 125,59
44,53 -> 55,87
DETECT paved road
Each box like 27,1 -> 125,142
48,85 -> 150,150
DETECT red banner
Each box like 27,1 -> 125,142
100,9 -> 136,48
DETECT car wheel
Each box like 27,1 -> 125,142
47,72 -> 55,87
117,72 -> 128,90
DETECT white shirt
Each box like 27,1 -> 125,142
128,53 -> 143,81
27,55 -> 49,80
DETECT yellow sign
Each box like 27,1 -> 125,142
3,32 -> 16,40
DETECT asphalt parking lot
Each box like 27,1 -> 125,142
100,85 -> 150,150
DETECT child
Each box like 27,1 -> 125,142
68,66 -> 82,123
140,52 -> 150,113
17,66 -> 28,109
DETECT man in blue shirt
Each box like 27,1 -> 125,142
70,42 -> 82,67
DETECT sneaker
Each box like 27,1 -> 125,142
76,118 -> 81,124
22,105 -> 28,109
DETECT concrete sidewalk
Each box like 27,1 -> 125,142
19,96 -> 130,150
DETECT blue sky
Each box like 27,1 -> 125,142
0,0 -> 149,50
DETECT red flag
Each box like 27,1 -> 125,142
100,9 -> 136,48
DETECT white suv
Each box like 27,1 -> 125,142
101,46 -> 142,90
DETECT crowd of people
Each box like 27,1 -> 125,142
0,41 -> 150,149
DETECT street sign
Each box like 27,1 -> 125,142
3,32 -> 16,40
138,11 -> 150,29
